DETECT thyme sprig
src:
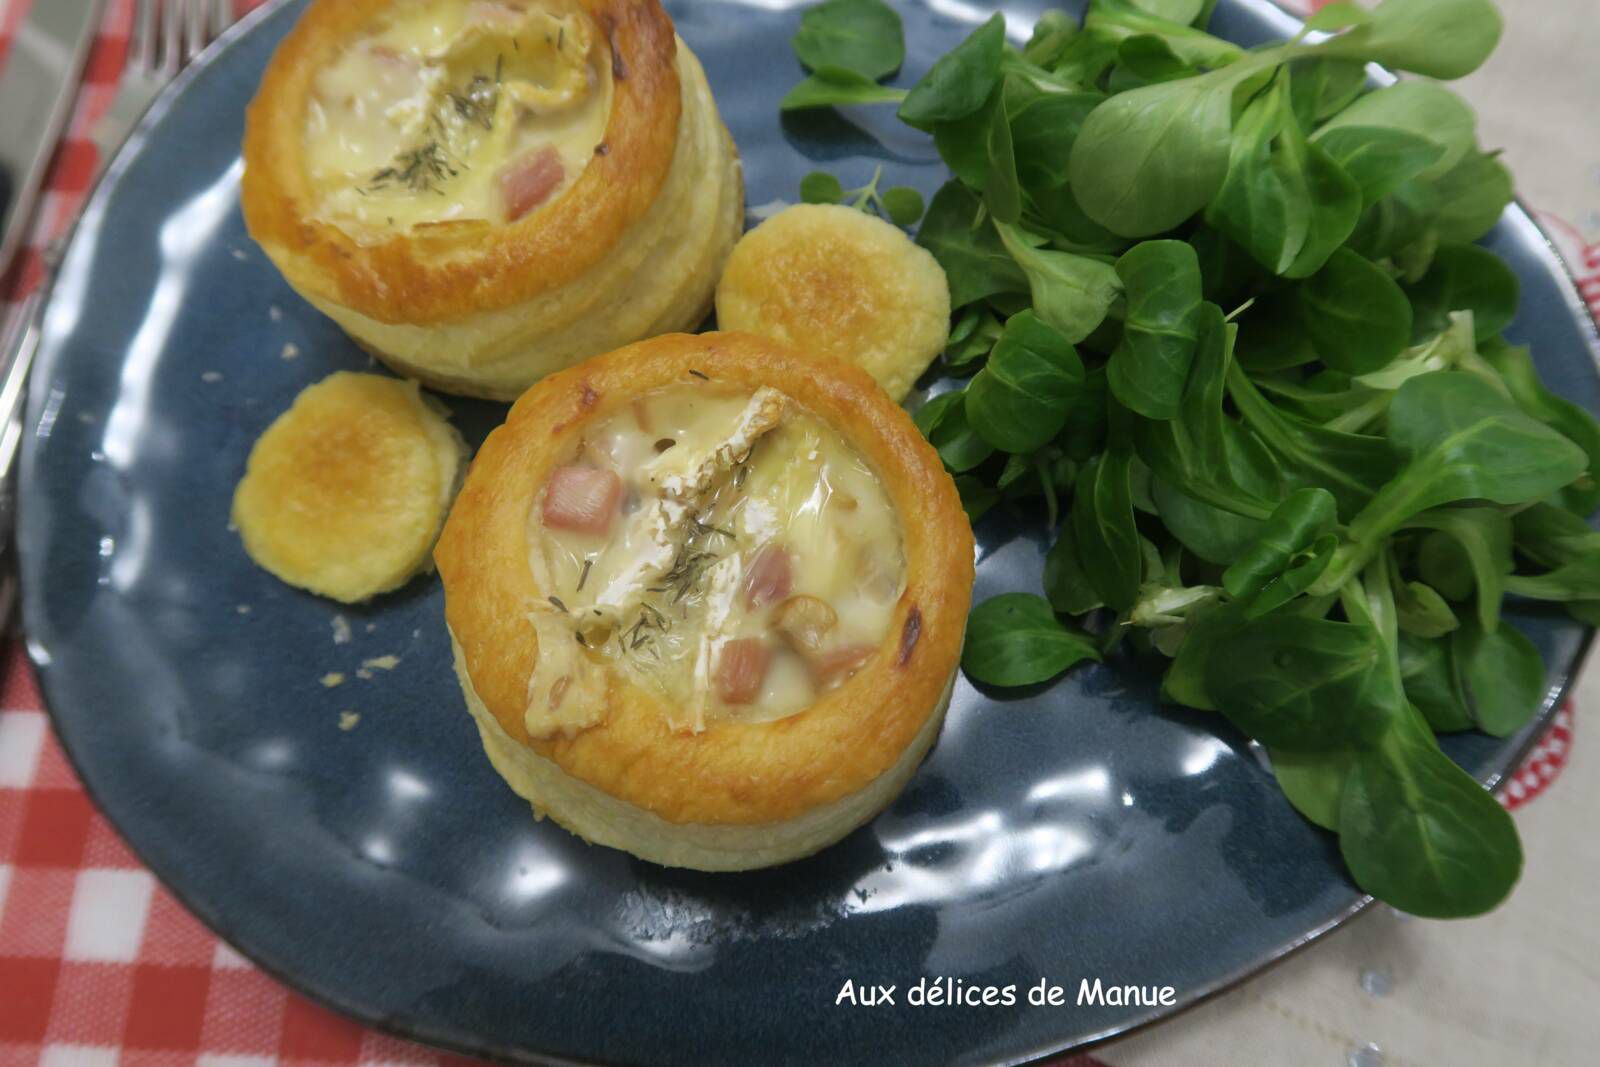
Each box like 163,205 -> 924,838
366,55 -> 505,195
621,509 -> 739,659
617,602 -> 668,661
447,55 -> 503,130
650,516 -> 735,605
367,141 -> 459,194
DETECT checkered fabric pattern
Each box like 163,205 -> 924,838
0,0 -> 1595,1064
0,3 -> 499,1063
1502,704 -> 1575,811
0,652 -> 490,1067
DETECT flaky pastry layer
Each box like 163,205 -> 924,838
455,634 -> 956,869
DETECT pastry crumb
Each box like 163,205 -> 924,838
331,615 -> 352,645
280,342 -> 300,361
362,654 -> 400,671
748,198 -> 791,221
321,672 -> 345,688
364,622 -> 377,633
235,604 -> 251,615
269,305 -> 283,322
230,248 -> 248,261
338,710 -> 360,731
201,371 -> 223,383
356,669 -> 373,680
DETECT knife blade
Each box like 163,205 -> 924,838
0,0 -> 105,280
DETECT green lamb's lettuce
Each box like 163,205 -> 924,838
1295,247 -> 1414,373
1203,73 -> 1362,277
780,65 -> 907,111
1072,444 -> 1144,614
781,0 -> 1600,919
1106,240 -> 1204,420
791,0 -> 905,80
965,311 -> 1086,452
897,14 -> 1007,128
961,593 -> 1101,685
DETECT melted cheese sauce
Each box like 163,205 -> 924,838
303,0 -> 613,235
529,384 -> 906,735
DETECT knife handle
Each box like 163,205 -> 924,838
0,279 -> 40,633
0,280 -> 44,534
0,0 -> 107,280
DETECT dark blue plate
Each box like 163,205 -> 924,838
20,1 -> 1599,1064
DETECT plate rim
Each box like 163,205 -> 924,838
16,0 -> 1600,1063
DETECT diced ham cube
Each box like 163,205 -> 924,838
542,465 -> 622,536
500,147 -> 565,222
742,545 -> 792,609
810,643 -> 876,688
715,638 -> 770,705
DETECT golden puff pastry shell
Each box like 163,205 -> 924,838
241,0 -> 680,325
433,332 -> 974,867
715,204 -> 951,402
233,372 -> 467,603
241,0 -> 745,401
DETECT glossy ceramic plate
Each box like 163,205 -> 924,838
20,1 -> 1600,1063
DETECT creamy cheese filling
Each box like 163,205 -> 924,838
303,0 -> 613,235
527,383 -> 906,737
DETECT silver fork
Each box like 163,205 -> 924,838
95,0 -> 236,159
0,0 -> 238,629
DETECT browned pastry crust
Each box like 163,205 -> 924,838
434,331 -> 974,827
240,0 -> 681,327
232,372 -> 466,603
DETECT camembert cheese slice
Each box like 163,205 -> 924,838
528,382 -> 907,736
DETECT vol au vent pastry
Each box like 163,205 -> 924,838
715,203 -> 951,402
241,0 -> 743,400
434,332 -> 974,870
233,372 -> 467,603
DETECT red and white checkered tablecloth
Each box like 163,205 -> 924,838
0,0 -> 1596,1064
0,661 -> 491,1067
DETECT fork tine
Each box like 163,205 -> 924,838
211,0 -> 233,39
159,0 -> 181,76
184,0 -> 207,61
130,0 -> 157,75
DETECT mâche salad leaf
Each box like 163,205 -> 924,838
1106,240 -> 1204,420
963,593 -> 1101,685
782,0 -> 1600,919
791,0 -> 905,80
